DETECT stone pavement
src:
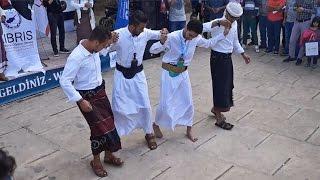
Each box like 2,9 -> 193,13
1,45 -> 320,180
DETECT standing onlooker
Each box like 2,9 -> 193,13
203,0 -> 229,22
242,0 -> 260,52
283,0 -> 315,65
300,16 -> 320,68
190,0 -> 203,21
283,0 -> 297,56
72,0 -> 96,44
43,0 -> 70,57
168,0 -> 187,32
266,0 -> 285,54
258,0 -> 268,49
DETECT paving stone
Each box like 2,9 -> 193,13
0,129 -> 58,166
220,166 -> 273,180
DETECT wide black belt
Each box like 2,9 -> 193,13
212,51 -> 232,59
77,80 -> 105,99
116,62 -> 143,79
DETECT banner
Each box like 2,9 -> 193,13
33,0 -> 50,36
1,8 -> 44,78
115,0 -> 129,29
0,67 -> 63,105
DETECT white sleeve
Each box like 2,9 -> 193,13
202,19 -> 219,33
196,34 -> 225,48
59,57 -> 82,103
71,0 -> 85,9
149,36 -> 170,54
233,32 -> 244,54
145,28 -> 161,40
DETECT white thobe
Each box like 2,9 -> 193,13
149,30 -> 225,130
111,26 -> 161,136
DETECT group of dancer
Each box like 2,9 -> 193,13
59,2 -> 250,177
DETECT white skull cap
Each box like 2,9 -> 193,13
226,2 -> 243,17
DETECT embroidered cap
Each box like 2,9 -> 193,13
226,2 -> 243,17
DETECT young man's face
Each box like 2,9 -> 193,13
185,30 -> 199,40
131,23 -> 146,36
226,12 -> 239,23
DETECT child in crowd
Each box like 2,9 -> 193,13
300,17 -> 320,68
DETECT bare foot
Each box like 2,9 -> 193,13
153,123 -> 163,138
186,133 -> 198,142
186,126 -> 198,142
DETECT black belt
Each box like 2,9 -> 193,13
116,62 -> 143,79
77,80 -> 105,99
212,51 -> 232,58
297,18 -> 311,22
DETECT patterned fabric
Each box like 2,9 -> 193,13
78,83 -> 121,155
295,0 -> 315,21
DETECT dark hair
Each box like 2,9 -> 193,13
187,20 -> 203,35
89,25 -> 111,43
129,10 -> 148,26
0,150 -> 16,179
311,16 -> 320,27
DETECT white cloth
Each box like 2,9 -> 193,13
150,29 -> 224,130
150,30 -> 225,66
59,41 -> 109,103
203,18 -> 244,54
111,27 -> 161,136
71,0 -> 96,30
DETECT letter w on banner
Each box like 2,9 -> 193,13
2,8 -> 44,78
115,0 -> 129,29
33,0 -> 50,36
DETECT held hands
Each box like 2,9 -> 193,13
111,32 -> 119,43
78,99 -> 93,113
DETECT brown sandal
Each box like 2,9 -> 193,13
145,134 -> 158,150
104,157 -> 124,166
90,161 -> 108,177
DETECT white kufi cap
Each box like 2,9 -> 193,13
226,2 -> 243,17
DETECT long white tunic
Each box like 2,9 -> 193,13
149,30 -> 224,130
111,27 -> 161,136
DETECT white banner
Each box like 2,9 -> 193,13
2,8 -> 44,78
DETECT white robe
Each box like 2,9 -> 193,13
111,27 -> 161,136
150,30 -> 225,130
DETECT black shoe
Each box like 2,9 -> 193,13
53,50 -> 59,57
274,51 -> 279,55
283,57 -> 295,62
265,49 -> 272,53
60,48 -> 70,54
248,41 -> 254,46
296,59 -> 303,65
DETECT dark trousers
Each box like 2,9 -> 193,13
243,15 -> 258,45
47,12 -> 65,52
259,15 -> 268,47
284,22 -> 294,54
267,20 -> 282,52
